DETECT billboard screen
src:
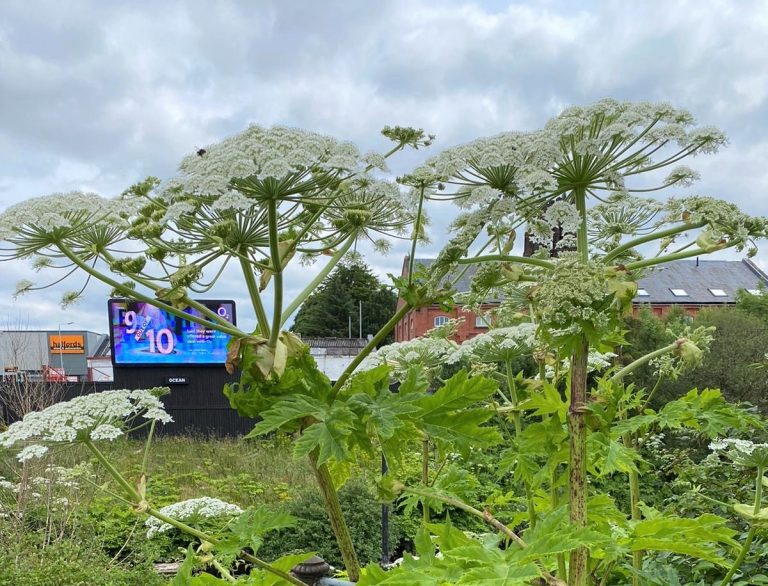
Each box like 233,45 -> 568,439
109,299 -> 236,366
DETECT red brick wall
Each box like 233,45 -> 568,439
394,304 -> 497,343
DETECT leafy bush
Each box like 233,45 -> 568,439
258,479 -> 401,567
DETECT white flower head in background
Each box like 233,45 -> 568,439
145,497 -> 243,538
0,388 -> 172,462
710,437 -> 768,469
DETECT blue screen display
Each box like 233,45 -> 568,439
109,299 -> 236,366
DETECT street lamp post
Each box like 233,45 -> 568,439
57,322 -> 74,378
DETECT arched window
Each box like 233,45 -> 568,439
434,316 -> 449,327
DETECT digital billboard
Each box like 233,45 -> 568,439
109,299 -> 236,366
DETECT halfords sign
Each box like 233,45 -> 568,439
49,335 -> 85,354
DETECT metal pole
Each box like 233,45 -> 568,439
359,300 -> 362,339
348,314 -> 351,339
58,323 -> 64,374
57,322 -> 73,378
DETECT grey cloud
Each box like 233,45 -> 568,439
2,0 -> 768,331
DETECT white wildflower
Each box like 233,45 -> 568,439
0,388 -> 172,462
145,497 -> 243,538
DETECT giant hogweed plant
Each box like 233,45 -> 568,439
0,100 -> 767,584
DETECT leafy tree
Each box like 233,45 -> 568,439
290,261 -> 396,341
659,308 -> 768,412
736,283 -> 768,321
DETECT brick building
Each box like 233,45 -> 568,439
395,257 -> 768,342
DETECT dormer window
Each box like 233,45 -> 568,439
708,288 -> 727,297
670,288 -> 688,297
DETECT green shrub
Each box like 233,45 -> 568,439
258,479 -> 401,567
0,531 -> 166,586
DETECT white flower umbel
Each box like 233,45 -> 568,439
0,191 -> 128,240
448,323 -> 538,365
0,388 -> 172,462
364,337 -> 458,381
172,125 -> 364,196
145,497 -> 243,538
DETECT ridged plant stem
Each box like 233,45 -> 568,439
309,450 -> 361,582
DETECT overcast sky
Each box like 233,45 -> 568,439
1,0 -> 767,333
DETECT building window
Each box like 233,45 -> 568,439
434,316 -> 449,327
670,288 -> 688,296
475,316 -> 489,328
747,289 -> 763,296
637,288 -> 649,296
708,288 -> 727,297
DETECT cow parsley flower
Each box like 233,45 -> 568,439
145,497 -> 243,538
0,388 -> 172,462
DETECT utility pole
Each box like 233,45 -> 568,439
359,300 -> 362,339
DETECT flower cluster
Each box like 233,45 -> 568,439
145,497 -> 243,538
364,336 -> 458,382
171,124 -> 364,196
532,257 -> 614,340
447,323 -> 538,365
0,191 -> 128,240
0,388 -> 172,462
709,438 -> 768,469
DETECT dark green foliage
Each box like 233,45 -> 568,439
0,533 -> 166,586
736,284 -> 768,321
258,479 -> 401,567
623,306 -> 768,412
291,261 -> 397,341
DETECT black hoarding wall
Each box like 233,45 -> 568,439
112,366 -> 255,436
1,370 -> 255,436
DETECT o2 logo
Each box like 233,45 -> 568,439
123,311 -> 175,355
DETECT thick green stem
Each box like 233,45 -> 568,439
85,440 -> 304,586
267,201 -> 283,348
57,242 -> 245,338
719,466 -> 764,586
280,235 -> 356,327
611,341 -> 680,384
456,255 -> 556,270
505,362 -> 537,529
308,450 -> 361,582
568,336 -> 590,586
603,221 -> 705,263
408,186 -> 426,285
568,186 -> 590,586
331,302 -> 412,396
239,257 -> 271,337
84,439 -> 142,503
422,438 -> 430,524
625,242 -> 732,271
623,431 -> 642,586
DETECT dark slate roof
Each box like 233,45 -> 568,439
300,337 -> 368,355
411,258 -> 478,293
635,259 -> 767,304
407,257 -> 768,304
